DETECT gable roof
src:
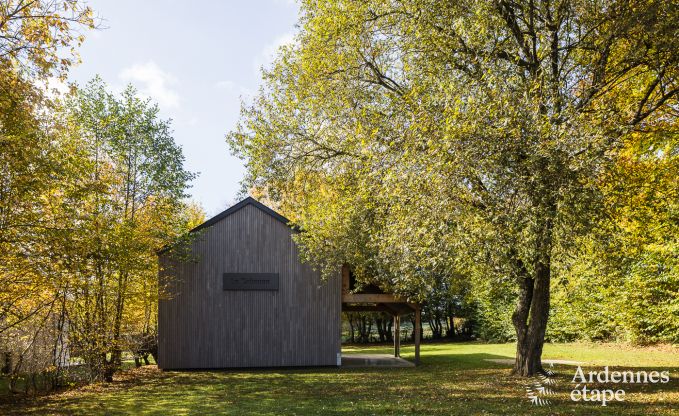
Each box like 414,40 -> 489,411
157,197 -> 291,255
191,196 -> 290,233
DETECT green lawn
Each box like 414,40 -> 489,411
3,342 -> 678,415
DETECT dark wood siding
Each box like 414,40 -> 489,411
158,203 -> 341,369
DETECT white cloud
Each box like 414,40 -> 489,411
119,61 -> 180,109
272,0 -> 296,6
253,32 -> 295,75
215,80 -> 235,90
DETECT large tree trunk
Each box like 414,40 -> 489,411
512,263 -> 551,376
512,210 -> 554,376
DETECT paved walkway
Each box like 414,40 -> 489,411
341,354 -> 415,368
484,358 -> 584,366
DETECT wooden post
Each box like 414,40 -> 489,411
341,264 -> 350,294
393,314 -> 400,357
414,307 -> 421,365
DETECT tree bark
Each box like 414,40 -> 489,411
512,208 -> 554,376
512,263 -> 551,376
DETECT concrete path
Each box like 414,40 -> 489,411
484,358 -> 584,366
342,354 -> 415,368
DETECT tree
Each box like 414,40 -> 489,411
0,0 -> 95,392
229,0 -> 678,376
0,0 -> 95,79
598,129 -> 678,343
62,78 -> 196,381
548,127 -> 678,344
421,275 -> 474,339
0,0 -> 94,341
0,0 -> 199,391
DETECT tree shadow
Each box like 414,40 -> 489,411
4,355 -> 678,415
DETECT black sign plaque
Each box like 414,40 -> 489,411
223,273 -> 279,291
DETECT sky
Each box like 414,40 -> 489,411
69,0 -> 300,216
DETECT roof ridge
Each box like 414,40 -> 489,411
190,197 -> 290,233
157,197 -> 291,255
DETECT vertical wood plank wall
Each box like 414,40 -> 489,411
158,204 -> 341,369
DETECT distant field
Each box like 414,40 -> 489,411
3,342 -> 678,415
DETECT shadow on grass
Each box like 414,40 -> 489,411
3,349 -> 678,415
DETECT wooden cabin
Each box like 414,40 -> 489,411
157,197 -> 419,369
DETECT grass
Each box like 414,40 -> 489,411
2,342 -> 677,415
